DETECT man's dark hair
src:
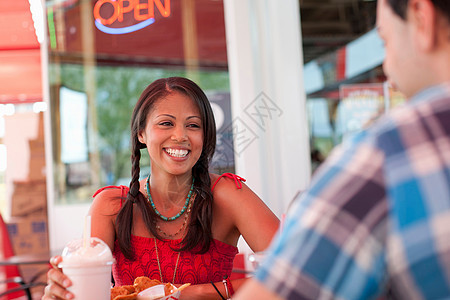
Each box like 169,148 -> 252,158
387,0 -> 450,22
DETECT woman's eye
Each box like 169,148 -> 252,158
159,121 -> 173,126
187,123 -> 200,128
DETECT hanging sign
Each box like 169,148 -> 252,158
93,0 -> 171,34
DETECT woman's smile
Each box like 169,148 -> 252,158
164,147 -> 190,158
139,91 -> 204,176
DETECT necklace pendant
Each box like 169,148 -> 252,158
145,176 -> 195,221
154,238 -> 182,283
154,198 -> 193,238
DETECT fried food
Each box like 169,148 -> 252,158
123,285 -> 136,293
163,283 -> 190,296
164,282 -> 175,296
177,283 -> 191,292
114,292 -> 138,300
111,276 -> 189,300
111,286 -> 135,300
134,276 -> 162,293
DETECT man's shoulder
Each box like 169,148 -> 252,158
372,83 -> 450,129
362,88 -> 450,155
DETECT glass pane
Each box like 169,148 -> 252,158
45,0 -> 232,204
0,104 -> 48,216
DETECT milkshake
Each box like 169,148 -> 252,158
59,237 -> 114,300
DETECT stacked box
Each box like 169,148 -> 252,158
6,215 -> 50,297
4,108 -> 49,298
10,180 -> 47,217
7,215 -> 49,255
9,112 -> 48,217
28,139 -> 46,181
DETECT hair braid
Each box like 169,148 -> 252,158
115,77 -> 217,259
116,137 -> 142,259
179,155 -> 213,253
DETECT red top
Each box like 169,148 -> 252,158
113,236 -> 238,285
93,173 -> 245,285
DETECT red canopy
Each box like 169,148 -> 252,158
0,0 -> 42,104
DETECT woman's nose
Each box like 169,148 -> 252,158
171,126 -> 187,141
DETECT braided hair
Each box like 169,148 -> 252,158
115,77 -> 216,259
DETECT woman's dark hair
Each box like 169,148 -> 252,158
387,0 -> 450,22
116,77 -> 216,259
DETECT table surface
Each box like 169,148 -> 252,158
0,250 -> 60,266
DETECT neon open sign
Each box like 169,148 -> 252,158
93,0 -> 171,34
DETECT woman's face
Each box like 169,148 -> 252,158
139,92 -> 204,177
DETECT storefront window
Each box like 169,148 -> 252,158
301,4 -> 407,173
308,82 -> 406,174
46,0 -> 232,204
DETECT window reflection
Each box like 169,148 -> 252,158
46,0 -> 232,204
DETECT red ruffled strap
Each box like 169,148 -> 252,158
211,173 -> 246,191
92,185 -> 129,206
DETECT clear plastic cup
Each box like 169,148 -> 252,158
248,251 -> 266,272
59,237 -> 114,300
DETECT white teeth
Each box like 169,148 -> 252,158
165,148 -> 188,157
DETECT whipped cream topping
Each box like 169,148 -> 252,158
60,237 -> 113,267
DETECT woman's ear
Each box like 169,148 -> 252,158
138,131 -> 146,145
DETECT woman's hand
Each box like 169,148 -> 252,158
42,256 -> 74,300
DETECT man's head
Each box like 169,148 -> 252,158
386,0 -> 450,21
377,0 -> 450,98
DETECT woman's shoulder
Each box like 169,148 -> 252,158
91,185 -> 128,215
93,185 -> 129,198
209,173 -> 252,209
209,173 -> 247,192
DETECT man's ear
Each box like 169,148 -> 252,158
408,0 -> 437,51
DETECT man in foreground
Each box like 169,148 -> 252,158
235,0 -> 450,298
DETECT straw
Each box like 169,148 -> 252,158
83,215 -> 91,249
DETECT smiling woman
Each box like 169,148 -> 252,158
43,77 -> 280,300
138,91 -> 204,179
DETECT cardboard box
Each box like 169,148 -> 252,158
6,214 -> 50,298
28,150 -> 46,181
10,180 -> 47,217
7,215 -> 49,256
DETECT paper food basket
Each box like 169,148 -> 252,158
137,284 -> 182,300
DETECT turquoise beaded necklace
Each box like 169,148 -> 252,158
145,175 -> 195,221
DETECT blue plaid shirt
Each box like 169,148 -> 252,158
256,83 -> 450,299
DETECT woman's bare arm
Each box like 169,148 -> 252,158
212,176 -> 280,251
